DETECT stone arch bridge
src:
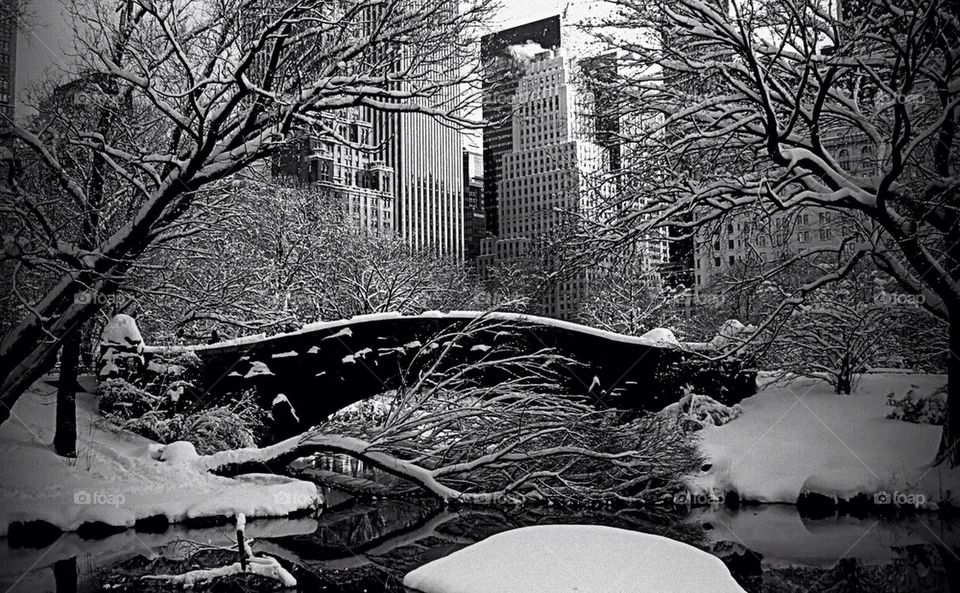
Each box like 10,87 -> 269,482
141,311 -> 755,434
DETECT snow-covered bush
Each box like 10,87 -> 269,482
115,392 -> 267,454
886,385 -> 946,425
98,378 -> 161,420
661,389 -> 743,431
328,396 -> 393,424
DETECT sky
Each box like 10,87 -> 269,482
14,0 -> 609,118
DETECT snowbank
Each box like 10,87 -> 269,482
692,373 -> 958,505
639,327 -> 681,348
402,524 -> 747,593
0,377 -> 321,537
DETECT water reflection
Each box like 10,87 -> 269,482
3,455 -> 959,593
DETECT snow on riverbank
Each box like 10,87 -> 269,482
692,373 -> 957,505
403,524 -> 747,593
0,376 -> 321,537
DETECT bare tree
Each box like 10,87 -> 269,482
578,252 -> 685,337
584,0 -> 960,462
0,0 -> 490,427
202,315 -> 703,504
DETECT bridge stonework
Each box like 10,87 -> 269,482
135,312 -> 756,435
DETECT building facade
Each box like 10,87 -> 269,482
480,48 -> 610,320
274,108 -> 395,232
691,133 -> 875,295
463,147 -> 485,261
480,16 -> 562,237
1,0 -> 15,120
370,105 -> 463,256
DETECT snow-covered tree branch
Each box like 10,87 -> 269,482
0,0 -> 491,426
582,0 -> 960,462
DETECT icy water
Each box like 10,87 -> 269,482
2,458 -> 959,592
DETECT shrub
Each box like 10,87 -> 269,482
661,389 -> 743,431
113,393 -> 267,454
886,385 -> 946,425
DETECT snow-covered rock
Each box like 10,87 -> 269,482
403,524 -> 747,593
160,441 -> 199,464
639,327 -> 681,348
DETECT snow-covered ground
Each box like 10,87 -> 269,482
693,372 -> 956,505
403,524 -> 747,593
0,376 -> 321,537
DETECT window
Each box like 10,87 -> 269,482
714,241 -> 720,251
727,239 -> 734,249
728,255 -> 735,265
819,212 -> 831,224
838,149 -> 851,170
861,145 -> 875,172
714,257 -> 721,267
819,229 -> 832,241
797,231 -> 810,243
727,223 -> 734,234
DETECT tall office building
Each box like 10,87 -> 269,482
0,0 -> 15,120
480,16 -> 562,237
370,105 -> 463,255
273,108 -> 396,233
463,147 -> 485,261
481,48 -> 609,319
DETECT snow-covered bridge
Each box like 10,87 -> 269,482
145,311 -> 755,434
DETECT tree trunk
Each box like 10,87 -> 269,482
54,331 -> 80,458
939,311 -> 960,467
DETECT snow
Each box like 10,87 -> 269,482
402,524 -> 747,593
639,327 -> 681,348
707,319 -> 754,350
321,327 -> 353,341
307,345 -> 321,354
0,377 -> 322,537
271,394 -> 300,424
271,350 -> 299,358
100,314 -> 144,349
470,344 -> 491,352
151,311 -> 683,357
160,441 -> 199,463
243,361 -> 274,378
144,555 -> 296,587
692,373 -> 959,504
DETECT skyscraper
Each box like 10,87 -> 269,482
370,105 -> 463,255
480,16 -> 561,237
482,48 -> 609,320
462,146 -> 485,261
273,108 -> 396,233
